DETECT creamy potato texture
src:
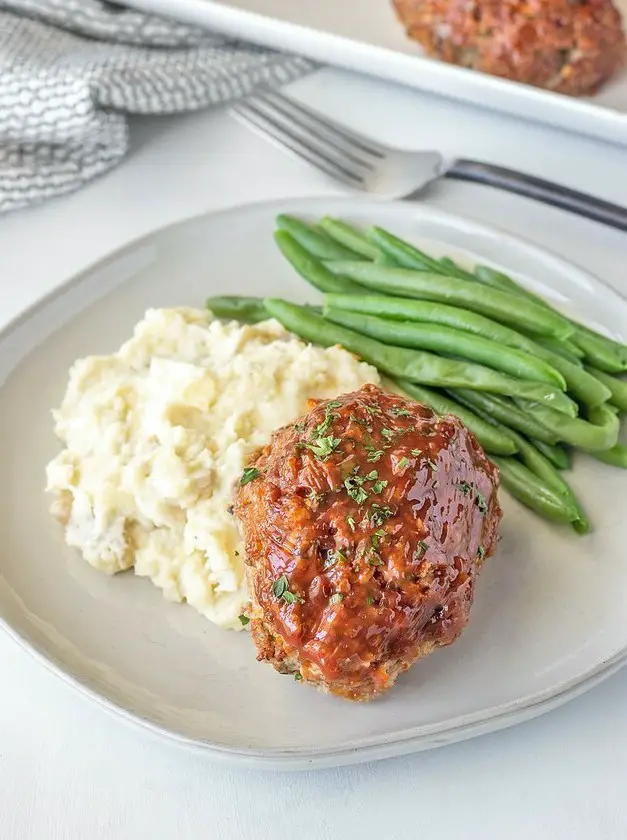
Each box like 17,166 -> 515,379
46,307 -> 380,629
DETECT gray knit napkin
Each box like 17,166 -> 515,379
0,0 -> 313,213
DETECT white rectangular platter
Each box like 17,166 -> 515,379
127,0 -> 627,146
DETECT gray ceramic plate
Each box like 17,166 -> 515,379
1,198 -> 626,770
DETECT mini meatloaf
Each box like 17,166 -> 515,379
392,0 -> 626,96
235,384 -> 502,701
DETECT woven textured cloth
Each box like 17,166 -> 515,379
0,0 -> 313,212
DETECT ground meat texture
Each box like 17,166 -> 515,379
235,384 -> 502,701
392,0 -> 626,96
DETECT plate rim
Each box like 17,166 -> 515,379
1,194 -> 626,769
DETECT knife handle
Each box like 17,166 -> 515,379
446,159 -> 627,233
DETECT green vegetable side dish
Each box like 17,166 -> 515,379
325,307 -> 567,389
324,260 -> 575,340
206,296 -> 269,324
492,457 -> 580,525
204,213 -> 627,533
586,367 -> 627,412
515,400 -> 620,452
274,231 -> 364,295
318,217 -> 380,261
276,214 -> 365,262
264,298 -> 576,414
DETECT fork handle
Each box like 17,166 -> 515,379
446,158 -> 627,233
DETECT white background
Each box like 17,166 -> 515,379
1,67 -> 627,838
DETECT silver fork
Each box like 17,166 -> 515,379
231,90 -> 627,233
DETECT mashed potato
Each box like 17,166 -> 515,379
46,307 -> 380,630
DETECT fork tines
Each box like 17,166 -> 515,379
231,90 -> 386,188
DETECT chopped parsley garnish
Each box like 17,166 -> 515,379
477,545 -> 485,560
457,481 -> 488,514
308,488 -> 325,504
415,540 -> 428,560
294,671 -> 303,682
371,528 -> 386,548
411,449 -> 422,456
365,405 -> 382,416
346,516 -> 356,531
397,456 -> 410,470
344,476 -> 369,505
367,553 -> 383,567
324,549 -> 347,570
240,466 -> 261,486
329,593 -> 344,605
369,503 -> 395,527
349,412 -> 372,432
271,575 -> 288,599
282,590 -> 305,605
476,491 -> 488,515
390,407 -> 412,417
366,594 -> 374,607
305,435 -> 341,459
381,428 -> 395,440
293,421 -> 306,432
238,614 -> 250,626
344,468 -> 385,505
365,445 -> 385,463
314,401 -> 341,437
272,574 -> 304,604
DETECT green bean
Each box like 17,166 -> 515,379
571,322 -> 627,373
474,263 -> 627,372
206,295 -> 268,323
506,431 -> 590,533
439,257 -> 477,283
206,295 -> 323,325
571,327 -> 627,373
473,265 -> 547,308
324,307 -> 567,389
376,252 -> 400,266
275,231 -> 363,295
324,261 -> 574,340
515,400 -> 619,452
276,215 -> 363,261
451,390 -> 560,444
585,367 -> 627,412
590,443 -> 627,468
537,337 -> 585,363
532,349 -> 611,408
326,293 -> 537,350
368,225 -> 625,369
327,294 -> 607,405
531,440 -> 572,471
491,457 -> 580,524
393,380 -> 518,456
318,217 -> 380,260
329,291 -> 603,406
263,299 -> 573,411
368,226 -> 447,273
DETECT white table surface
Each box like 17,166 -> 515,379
1,66 -> 627,840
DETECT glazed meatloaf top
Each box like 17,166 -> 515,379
392,0 -> 626,95
235,385 -> 502,700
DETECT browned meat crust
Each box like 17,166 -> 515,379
235,385 -> 502,701
392,0 -> 626,96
